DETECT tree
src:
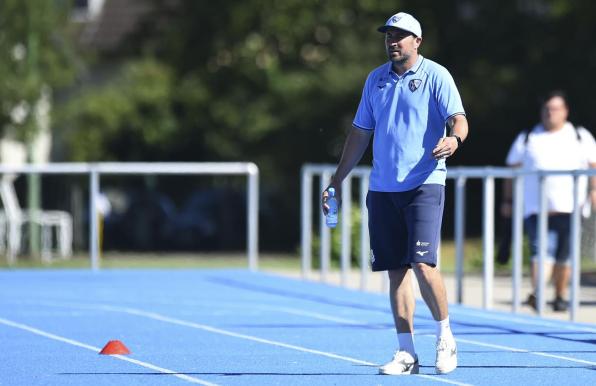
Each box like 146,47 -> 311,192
60,58 -> 178,161
54,0 -> 596,249
0,0 -> 76,143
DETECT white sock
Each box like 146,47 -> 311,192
436,316 -> 454,341
397,332 -> 416,356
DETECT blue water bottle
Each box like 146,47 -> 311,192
326,187 -> 339,228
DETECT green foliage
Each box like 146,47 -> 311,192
87,0 -> 403,166
0,0 -> 75,141
61,0 -> 596,170
311,205 -> 367,268
46,0 -> 596,250
60,59 -> 177,160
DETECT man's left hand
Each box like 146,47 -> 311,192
432,136 -> 459,160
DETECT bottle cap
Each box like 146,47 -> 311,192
328,187 -> 335,196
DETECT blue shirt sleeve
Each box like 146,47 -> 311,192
432,66 -> 465,121
353,72 -> 375,130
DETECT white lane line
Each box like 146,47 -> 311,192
0,317 -> 219,386
101,305 -> 377,366
29,294 -> 596,332
28,301 -> 471,385
270,307 -> 596,366
83,304 -> 473,386
16,299 -> 596,369
451,336 -> 596,366
273,306 -> 596,367
273,307 -> 371,325
416,374 -> 470,384
266,305 -> 596,366
447,308 -> 596,333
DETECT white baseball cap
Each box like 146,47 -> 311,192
377,12 -> 422,37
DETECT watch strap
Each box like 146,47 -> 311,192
451,134 -> 462,146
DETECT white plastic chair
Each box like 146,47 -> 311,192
0,176 -> 73,264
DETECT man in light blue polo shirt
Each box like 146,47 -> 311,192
322,12 -> 468,375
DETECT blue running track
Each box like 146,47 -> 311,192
0,269 -> 595,385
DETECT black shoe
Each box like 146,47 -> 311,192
526,293 -> 537,311
553,296 -> 569,312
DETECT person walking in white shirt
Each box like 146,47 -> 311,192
502,91 -> 596,311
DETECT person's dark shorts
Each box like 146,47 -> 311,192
524,213 -> 571,265
366,184 -> 444,271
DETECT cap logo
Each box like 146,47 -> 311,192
409,79 -> 422,92
391,15 -> 401,24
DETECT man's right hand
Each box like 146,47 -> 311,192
321,185 -> 341,215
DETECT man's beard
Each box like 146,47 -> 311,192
388,51 -> 410,64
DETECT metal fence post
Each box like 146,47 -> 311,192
340,178 -> 352,287
512,174 -> 524,313
301,167 -> 313,278
247,164 -> 259,271
482,175 -> 495,309
320,171 -> 332,282
536,174 -> 548,316
359,175 -> 370,291
454,176 -> 466,304
89,167 -> 100,271
570,174 -> 581,321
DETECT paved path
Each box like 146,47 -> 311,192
269,268 -> 596,324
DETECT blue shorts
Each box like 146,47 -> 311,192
366,184 -> 444,271
524,214 -> 571,265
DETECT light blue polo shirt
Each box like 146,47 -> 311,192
353,55 -> 465,192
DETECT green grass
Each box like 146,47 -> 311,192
435,239 -> 595,274
309,238 -> 487,273
2,239 -> 595,273
0,252 -> 302,270
313,237 -> 596,274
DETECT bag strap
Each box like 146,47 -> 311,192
523,124 -> 582,145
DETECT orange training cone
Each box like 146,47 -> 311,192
99,340 -> 131,355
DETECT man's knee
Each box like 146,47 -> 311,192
412,262 -> 436,274
388,267 -> 410,284
553,262 -> 571,270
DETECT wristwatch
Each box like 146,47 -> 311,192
450,134 -> 462,147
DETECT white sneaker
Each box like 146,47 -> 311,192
435,337 -> 457,374
379,351 -> 419,375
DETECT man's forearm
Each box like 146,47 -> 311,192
503,164 -> 522,200
330,127 -> 372,187
590,162 -> 596,192
503,178 -> 513,201
448,114 -> 468,143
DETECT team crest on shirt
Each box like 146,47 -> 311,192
409,79 -> 422,92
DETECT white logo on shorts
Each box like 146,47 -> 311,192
416,240 -> 430,247
416,250 -> 429,256
370,250 -> 375,263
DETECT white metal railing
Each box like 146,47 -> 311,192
301,164 -> 596,322
0,162 -> 259,271
301,164 -> 374,289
